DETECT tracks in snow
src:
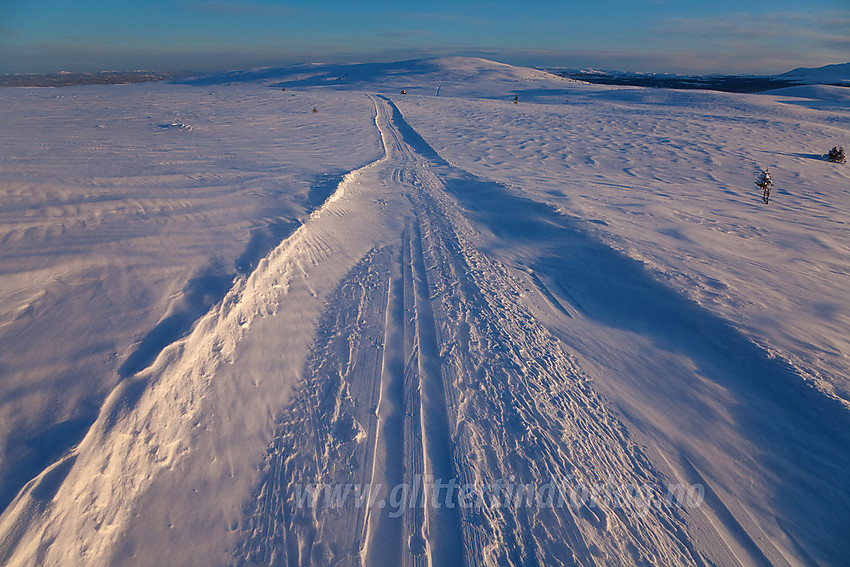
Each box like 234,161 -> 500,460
2,94 -> 719,567
4,85 -> 847,567
234,97 -> 706,567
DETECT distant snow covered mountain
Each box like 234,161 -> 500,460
177,57 -> 561,98
778,61 -> 850,86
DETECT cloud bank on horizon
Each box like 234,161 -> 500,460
1,0 -> 848,75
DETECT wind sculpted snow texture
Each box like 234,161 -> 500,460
0,58 -> 849,566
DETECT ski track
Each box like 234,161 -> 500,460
232,96 -> 707,567
4,92 -> 822,566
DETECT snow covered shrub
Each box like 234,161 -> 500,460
755,169 -> 773,204
826,146 -> 846,163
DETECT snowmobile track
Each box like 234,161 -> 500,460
232,96 -> 710,567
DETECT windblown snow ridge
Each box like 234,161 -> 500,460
0,97 -> 390,566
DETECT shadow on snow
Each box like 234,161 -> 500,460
383,96 -> 850,564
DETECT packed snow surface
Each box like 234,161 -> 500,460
1,57 -> 849,566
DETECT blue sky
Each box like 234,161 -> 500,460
1,0 -> 848,74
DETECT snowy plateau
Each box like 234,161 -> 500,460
0,57 -> 849,566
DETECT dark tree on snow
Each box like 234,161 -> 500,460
826,146 -> 846,163
756,169 -> 773,204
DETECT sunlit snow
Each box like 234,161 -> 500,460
1,57 -> 848,566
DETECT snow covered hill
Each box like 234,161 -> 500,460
178,56 -> 565,99
778,62 -> 850,86
1,57 -> 849,566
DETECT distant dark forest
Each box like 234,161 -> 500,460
0,71 -> 187,87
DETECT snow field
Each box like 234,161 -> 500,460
1,58 -> 849,566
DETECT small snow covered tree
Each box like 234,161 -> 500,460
755,169 -> 773,204
826,146 -> 846,163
